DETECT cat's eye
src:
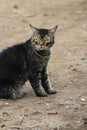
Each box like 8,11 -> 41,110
34,36 -> 39,43
35,36 -> 38,41
45,37 -> 50,42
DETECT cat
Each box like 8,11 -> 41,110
0,24 -> 58,99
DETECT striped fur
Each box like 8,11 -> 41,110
0,25 -> 57,99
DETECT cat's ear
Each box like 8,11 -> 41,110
29,24 -> 39,33
49,25 -> 58,35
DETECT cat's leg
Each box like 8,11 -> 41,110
0,81 -> 25,99
0,85 -> 15,99
0,86 -> 24,99
29,72 -> 48,97
9,85 -> 25,99
41,67 -> 57,94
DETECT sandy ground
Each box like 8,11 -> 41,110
0,0 -> 87,130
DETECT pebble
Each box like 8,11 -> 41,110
1,124 -> 6,128
81,57 -> 85,60
69,80 -> 73,84
46,103 -> 50,106
81,98 -> 86,102
13,5 -> 18,9
5,102 -> 9,105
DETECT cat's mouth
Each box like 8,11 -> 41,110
38,47 -> 47,50
37,49 -> 50,57
34,45 -> 49,51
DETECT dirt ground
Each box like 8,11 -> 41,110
0,0 -> 87,130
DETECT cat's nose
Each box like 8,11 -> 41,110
40,41 -> 44,45
40,45 -> 43,48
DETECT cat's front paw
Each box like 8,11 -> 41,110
47,89 -> 57,95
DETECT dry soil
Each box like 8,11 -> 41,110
0,0 -> 87,130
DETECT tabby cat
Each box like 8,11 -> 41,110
0,24 -> 58,99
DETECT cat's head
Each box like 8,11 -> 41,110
30,24 -> 58,51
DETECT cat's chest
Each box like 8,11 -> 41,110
29,51 -> 50,72
34,54 -> 49,67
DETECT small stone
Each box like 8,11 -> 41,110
13,5 -> 18,9
69,80 -> 73,84
72,68 -> 77,71
47,103 -> 50,106
81,98 -> 86,102
81,57 -> 85,60
1,124 -> 6,128
5,102 -> 9,105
